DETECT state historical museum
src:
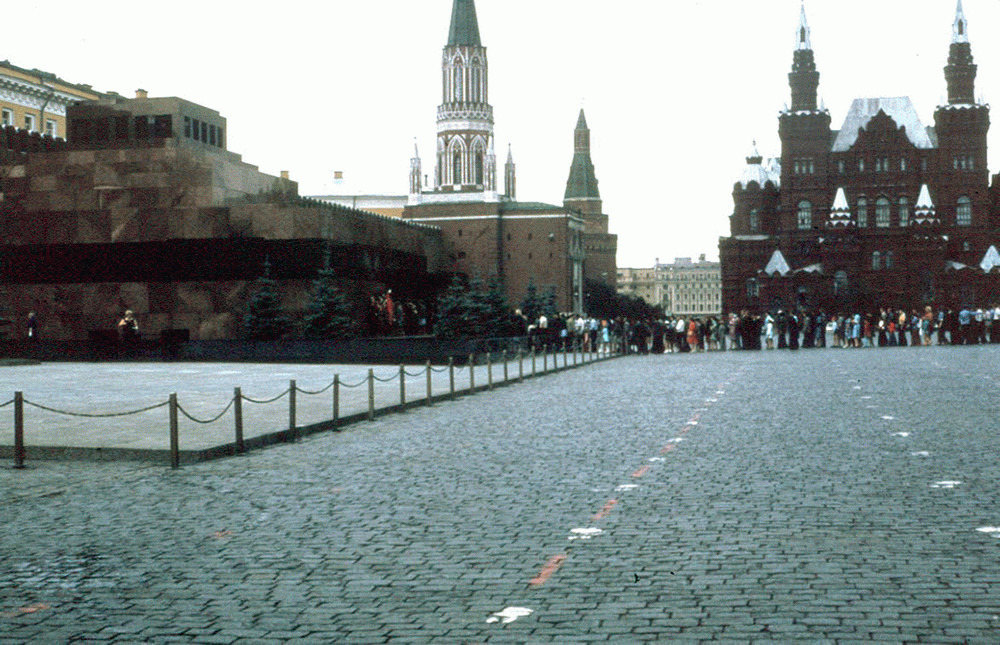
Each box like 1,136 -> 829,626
720,2 -> 1000,315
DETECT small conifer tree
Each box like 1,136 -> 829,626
302,247 -> 358,339
243,258 -> 289,341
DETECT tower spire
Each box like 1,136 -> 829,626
788,2 -> 819,112
564,109 -> 601,215
448,0 -> 481,47
953,0 -> 969,44
795,2 -> 811,50
945,0 -> 977,104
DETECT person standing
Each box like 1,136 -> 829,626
117,310 -> 139,342
26,312 -> 38,341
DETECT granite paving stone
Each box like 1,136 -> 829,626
2,348 -> 1000,640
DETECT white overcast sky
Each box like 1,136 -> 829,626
11,0 -> 1000,267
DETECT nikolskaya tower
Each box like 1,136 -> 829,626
409,0 -> 514,204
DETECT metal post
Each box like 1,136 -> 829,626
399,365 -> 406,408
574,341 -> 579,366
449,357 -> 455,398
469,354 -> 475,391
518,349 -> 524,381
425,361 -> 433,406
13,391 -> 25,469
502,350 -> 509,382
234,387 -> 245,454
487,352 -> 493,390
562,342 -> 567,369
543,347 -> 548,372
333,374 -> 340,423
531,349 -> 536,377
367,369 -> 375,421
289,380 -> 297,441
169,392 -> 179,469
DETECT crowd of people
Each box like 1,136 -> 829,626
523,306 -> 1000,355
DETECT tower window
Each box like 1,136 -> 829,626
857,197 -> 868,227
749,208 -> 760,233
885,251 -> 894,269
797,201 -> 812,230
957,196 -> 972,226
875,197 -> 890,228
898,197 -> 909,227
858,158 -> 865,172
1,108 -> 12,127
475,154 -> 484,185
833,271 -> 848,296
453,152 -> 462,185
872,252 -> 882,271
746,278 -> 759,299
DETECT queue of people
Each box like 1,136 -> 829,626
522,305 -> 1000,356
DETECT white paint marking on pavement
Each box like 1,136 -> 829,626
568,528 -> 603,541
892,432 -> 911,437
881,416 -> 896,421
648,457 -> 665,463
852,385 -> 862,390
911,451 -> 931,457
976,527 -> 1000,538
930,481 -> 962,489
486,607 -> 533,624
715,390 -> 726,395
615,484 -> 638,492
666,437 -> 685,443
705,398 -> 718,403
860,395 -> 872,400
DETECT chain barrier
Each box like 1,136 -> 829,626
0,398 -> 14,408
176,397 -> 236,425
339,377 -> 368,389
371,372 -> 398,383
295,380 -> 336,396
403,367 -> 427,378
429,365 -> 451,373
22,398 -> 170,418
241,389 -> 290,405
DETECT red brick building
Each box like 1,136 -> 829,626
720,2 -> 1000,315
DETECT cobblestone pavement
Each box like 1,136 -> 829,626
2,346 -> 1000,642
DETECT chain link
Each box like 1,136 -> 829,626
176,397 -> 236,424
23,398 -> 170,418
0,398 -> 14,408
240,389 -> 290,405
295,380 -> 335,396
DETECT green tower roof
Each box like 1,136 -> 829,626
448,0 -> 482,47
565,110 -> 601,200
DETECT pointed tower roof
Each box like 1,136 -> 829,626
913,184 -> 940,225
564,109 -> 601,201
981,245 -> 1000,272
953,0 -> 969,44
764,250 -> 791,277
506,143 -> 514,164
795,2 -> 812,50
826,187 -> 853,228
448,0 -> 482,47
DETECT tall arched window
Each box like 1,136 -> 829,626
857,197 -> 868,227
746,278 -> 759,299
898,196 -> 909,227
453,152 -> 462,185
833,271 -> 848,296
475,153 -> 484,185
885,251 -> 894,269
872,252 -> 882,270
453,62 -> 463,102
471,63 -> 481,102
875,197 -> 891,228
797,201 -> 812,230
749,208 -> 760,233
957,196 -> 972,226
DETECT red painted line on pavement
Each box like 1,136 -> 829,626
632,465 -> 651,478
529,553 -> 567,586
591,498 -> 618,521
661,444 -> 677,454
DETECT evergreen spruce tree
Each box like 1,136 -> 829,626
433,275 -> 473,339
302,247 -> 358,339
480,276 -> 512,337
542,285 -> 559,317
520,279 -> 544,322
243,258 -> 289,341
